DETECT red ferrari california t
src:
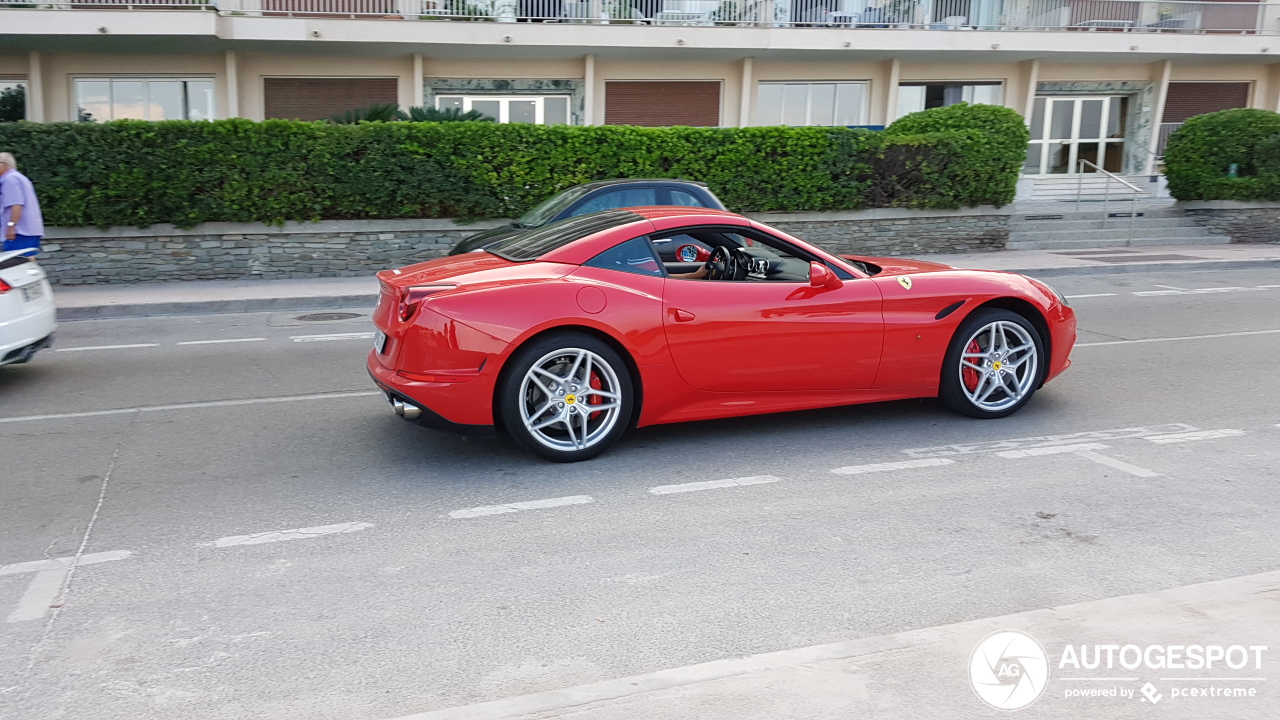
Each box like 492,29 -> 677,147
368,207 -> 1076,462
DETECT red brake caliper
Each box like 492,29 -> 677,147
962,339 -> 982,391
588,372 -> 603,420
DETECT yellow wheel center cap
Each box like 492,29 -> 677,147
565,394 -> 577,405
992,361 -> 1003,371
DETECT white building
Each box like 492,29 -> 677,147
2,0 -> 1279,177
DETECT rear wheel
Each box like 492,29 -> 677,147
940,309 -> 1045,419
499,333 -> 633,462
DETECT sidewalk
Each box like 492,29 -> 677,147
387,570 -> 1280,720
51,243 -> 1280,320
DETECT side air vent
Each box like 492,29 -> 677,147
935,301 -> 965,321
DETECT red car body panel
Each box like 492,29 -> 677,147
367,207 -> 1076,432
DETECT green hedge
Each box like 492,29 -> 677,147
0,106 -> 1021,229
1164,108 -> 1280,201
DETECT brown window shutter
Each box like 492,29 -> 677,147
1162,82 -> 1250,123
604,81 -> 720,127
264,78 -> 399,121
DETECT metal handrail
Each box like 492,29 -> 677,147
1075,159 -> 1149,240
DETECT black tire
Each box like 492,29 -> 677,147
939,308 -> 1046,419
499,332 -> 634,462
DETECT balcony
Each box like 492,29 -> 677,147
9,0 -> 1279,33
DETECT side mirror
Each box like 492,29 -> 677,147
676,244 -> 711,263
809,261 -> 843,289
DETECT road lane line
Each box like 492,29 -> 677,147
995,442 -> 1110,458
290,332 -> 374,343
176,337 -> 266,346
1133,287 -> 1263,297
650,476 -> 781,495
904,424 -> 1194,458
1076,329 -> 1280,347
1075,450 -> 1160,478
205,522 -> 374,548
55,343 -> 159,352
1,551 -> 131,623
0,390 -> 382,424
450,495 -> 594,519
831,458 -> 954,475
1064,293 -> 1117,299
1143,429 -> 1245,444
0,550 -> 131,577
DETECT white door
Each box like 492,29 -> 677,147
1024,96 -> 1129,175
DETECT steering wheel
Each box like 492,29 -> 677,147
706,245 -> 738,281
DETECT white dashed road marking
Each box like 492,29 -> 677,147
55,343 -> 160,352
450,495 -> 594,519
1076,329 -> 1280,348
175,337 -> 267,346
831,458 -> 954,475
290,332 -> 375,343
0,390 -> 382,424
1143,429 -> 1246,444
1074,450 -> 1161,478
1,550 -> 131,623
1064,293 -> 1117,299
1133,286 -> 1266,297
650,476 -> 780,495
206,522 -> 374,548
995,442 -> 1110,458
904,425 -> 1192,458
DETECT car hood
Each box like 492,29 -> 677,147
841,254 -> 956,276
449,224 -> 527,255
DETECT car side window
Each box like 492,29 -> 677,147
668,189 -> 705,207
572,188 -> 660,215
584,236 -> 664,278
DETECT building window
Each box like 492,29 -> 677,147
605,81 -> 721,127
756,82 -> 869,127
436,95 -> 571,124
75,78 -> 214,123
896,82 -> 1003,118
0,79 -> 25,123
265,77 -> 396,121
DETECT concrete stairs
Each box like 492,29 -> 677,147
1025,175 -> 1161,203
1008,202 -> 1231,251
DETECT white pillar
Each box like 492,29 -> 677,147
738,57 -> 754,127
1021,58 -> 1040,123
583,54 -> 596,125
224,50 -> 240,119
1148,59 -> 1173,175
26,51 -> 43,122
883,58 -> 901,126
412,53 -> 424,109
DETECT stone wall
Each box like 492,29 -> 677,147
1179,201 -> 1280,244
37,208 -> 1009,286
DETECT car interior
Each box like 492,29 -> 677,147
651,228 -> 854,281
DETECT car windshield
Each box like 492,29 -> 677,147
487,210 -> 645,262
515,185 -> 594,228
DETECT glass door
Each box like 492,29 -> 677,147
1024,95 -> 1128,175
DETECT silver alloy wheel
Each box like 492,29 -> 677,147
958,320 -> 1039,413
519,347 -> 623,453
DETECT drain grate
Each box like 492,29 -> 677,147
294,312 -> 364,322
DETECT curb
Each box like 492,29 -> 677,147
56,293 -> 378,321
1004,257 -> 1280,279
52,257 -> 1280,320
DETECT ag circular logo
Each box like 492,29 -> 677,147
969,630 -> 1050,710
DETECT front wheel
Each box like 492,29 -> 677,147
499,333 -> 634,462
940,309 -> 1045,419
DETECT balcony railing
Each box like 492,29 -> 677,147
10,0 -> 1280,34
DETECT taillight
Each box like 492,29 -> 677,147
398,285 -> 455,322
0,279 -> 11,295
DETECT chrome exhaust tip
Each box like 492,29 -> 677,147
392,398 -> 406,417
401,402 -> 423,420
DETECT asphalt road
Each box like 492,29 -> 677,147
2,267 -> 1279,720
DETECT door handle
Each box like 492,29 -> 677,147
670,308 -> 696,323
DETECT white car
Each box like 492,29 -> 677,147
0,249 -> 55,367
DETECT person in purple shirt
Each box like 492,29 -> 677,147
0,152 -> 44,256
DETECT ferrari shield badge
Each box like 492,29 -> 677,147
897,276 -> 913,290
